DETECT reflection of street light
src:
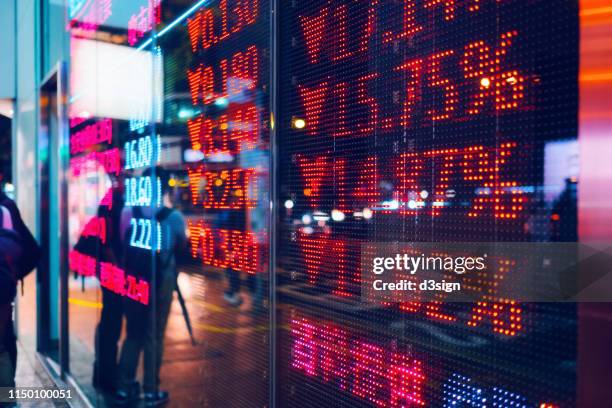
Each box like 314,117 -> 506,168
302,214 -> 312,225
331,209 -> 345,222
292,117 -> 306,129
363,208 -> 373,219
214,97 -> 229,108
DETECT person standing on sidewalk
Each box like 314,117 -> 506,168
115,167 -> 187,407
0,190 -> 40,388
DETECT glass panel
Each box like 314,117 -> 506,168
155,0 -> 271,405
66,0 -> 271,406
275,1 -> 578,407
67,0 -> 156,402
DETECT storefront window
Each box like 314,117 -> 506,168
66,0 -> 270,405
275,1 -> 578,407
61,0 -> 581,407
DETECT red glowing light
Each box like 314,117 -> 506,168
296,155 -> 330,209
297,80 -> 329,136
69,250 -> 97,277
299,7 -> 329,64
187,46 -> 259,106
70,148 -> 121,176
187,221 -> 261,274
462,31 -> 525,114
294,143 -> 524,219
100,188 -> 114,210
466,299 -> 523,337
424,0 -> 456,21
70,118 -> 113,155
186,0 -> 259,52
80,216 -> 107,244
186,166 -> 257,209
354,156 -> 379,207
100,262 -> 149,305
127,0 -> 161,46
383,0 -> 423,44
290,317 -> 426,407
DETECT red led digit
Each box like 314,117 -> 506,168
230,229 -> 259,274
203,170 -> 231,209
424,0 -> 456,21
356,73 -> 379,135
331,82 -> 352,137
330,239 -> 350,297
383,0 -> 423,44
395,153 -> 424,215
355,156 -> 380,207
466,299 -> 523,336
427,148 -> 460,216
394,59 -> 423,127
427,50 -> 458,121
230,45 -> 259,96
296,155 -> 330,209
187,64 -> 215,106
236,0 -> 259,28
297,80 -> 329,136
220,0 -> 230,40
331,5 -> 354,62
230,105 -> 259,150
187,166 -> 203,206
188,219 -> 202,258
297,231 -> 327,284
359,0 -> 378,53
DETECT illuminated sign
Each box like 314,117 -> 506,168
277,0 -> 578,406
184,0 -> 269,276
288,315 -> 561,408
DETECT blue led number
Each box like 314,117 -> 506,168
125,176 -> 162,207
124,135 -> 161,170
443,374 -> 486,407
443,374 -> 531,408
129,218 -> 162,251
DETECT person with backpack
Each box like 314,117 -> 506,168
115,167 -> 187,407
0,190 -> 40,387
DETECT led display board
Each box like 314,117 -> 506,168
276,0 -> 578,406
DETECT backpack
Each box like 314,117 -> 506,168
123,207 -> 174,288
0,194 -> 40,280
0,206 -> 21,306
